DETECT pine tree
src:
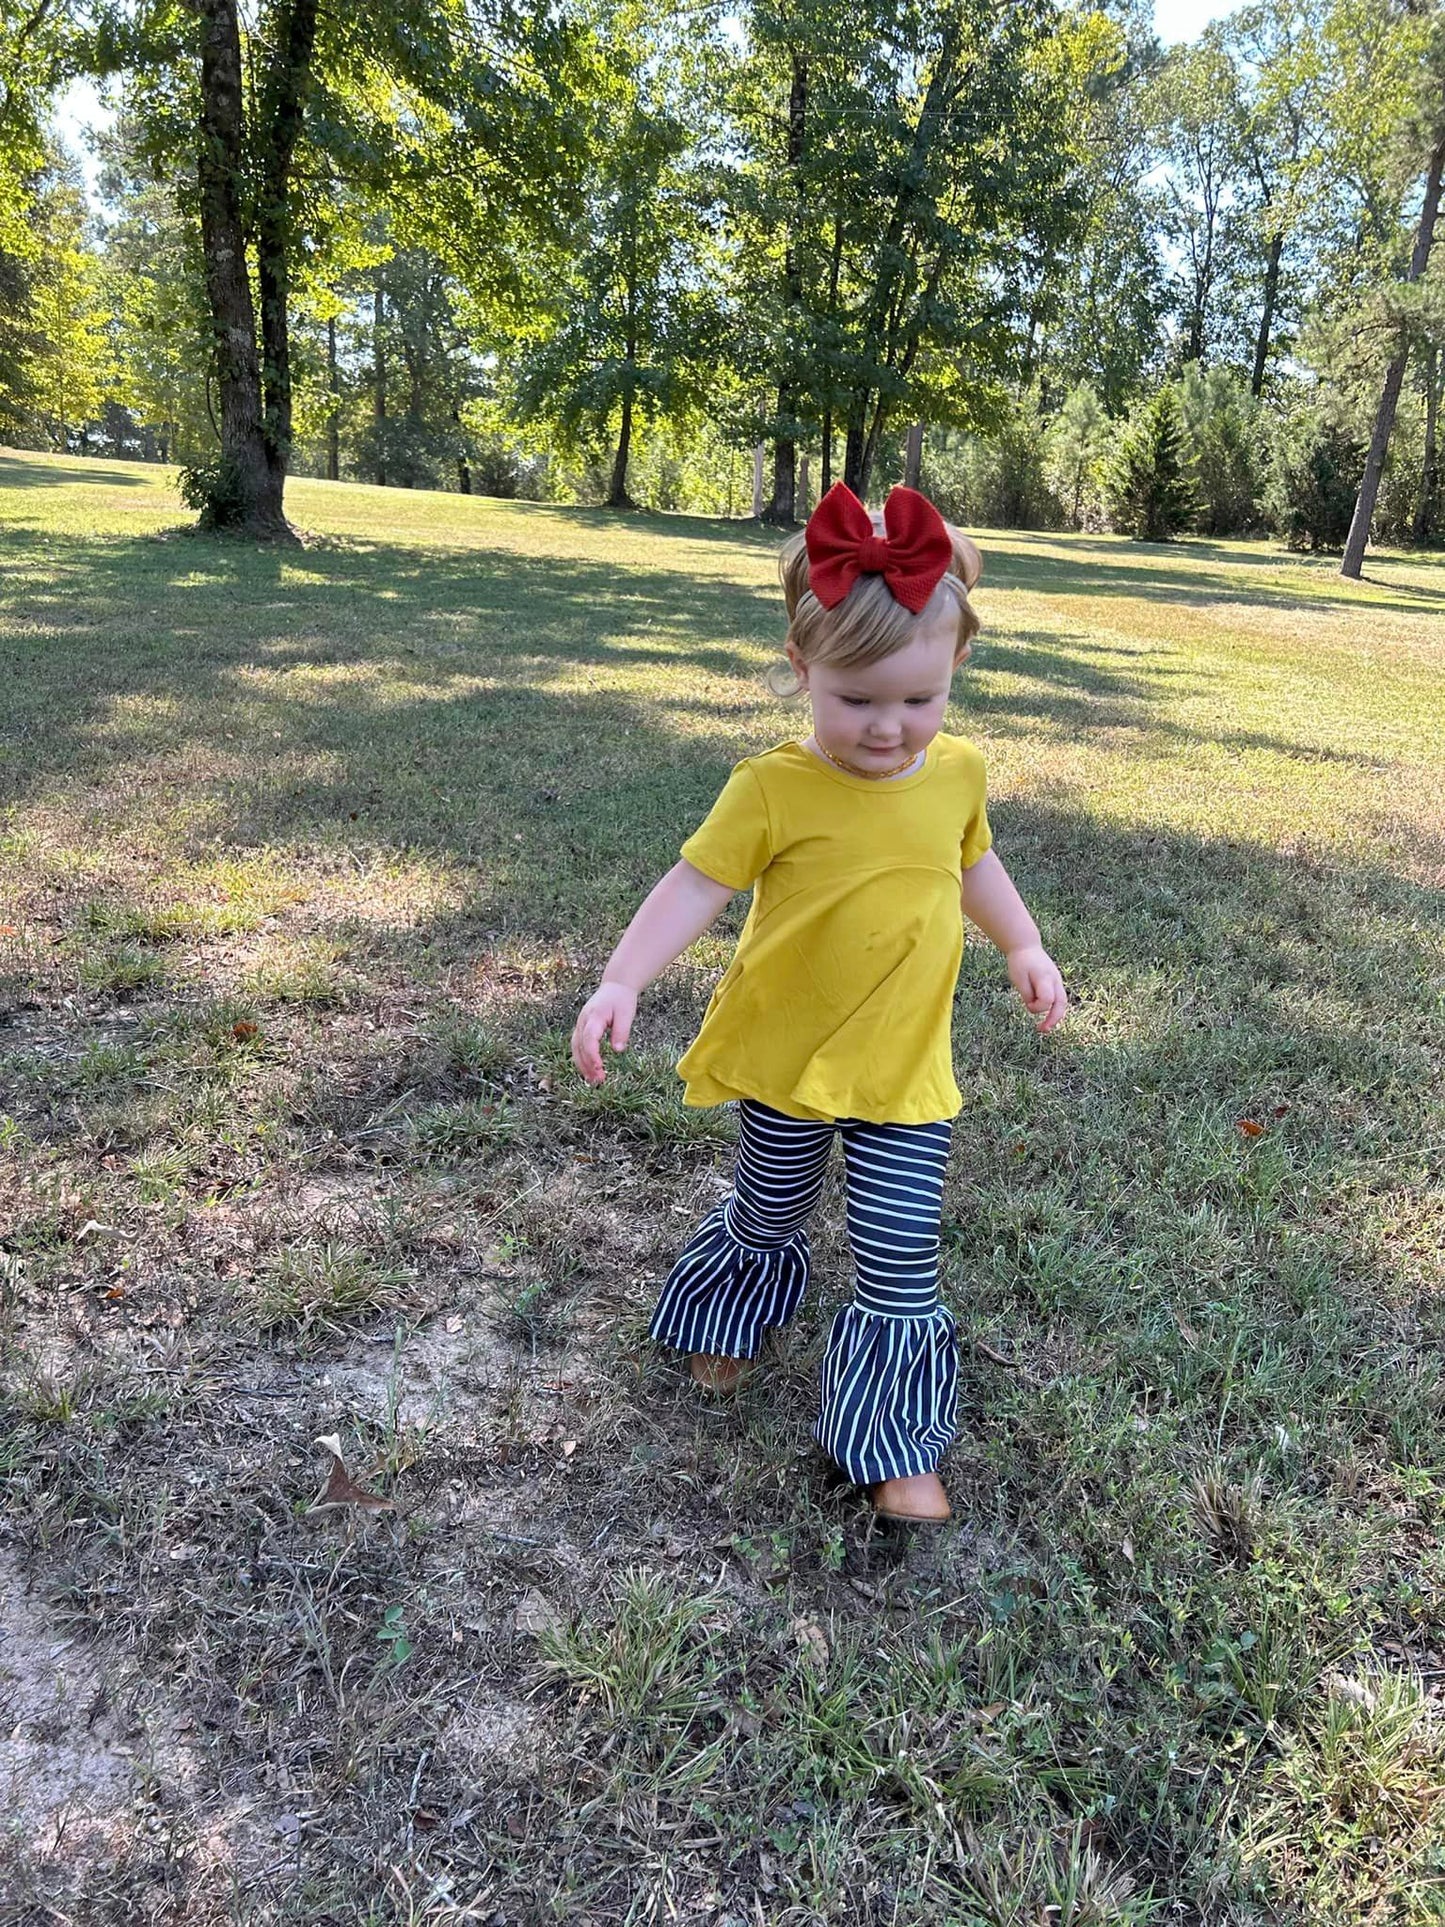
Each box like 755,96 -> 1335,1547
1107,384 -> 1197,541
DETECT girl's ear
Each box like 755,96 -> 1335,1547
785,640 -> 809,685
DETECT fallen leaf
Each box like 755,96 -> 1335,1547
105,1285 -> 125,1302
514,1589 -> 564,1638
1121,1536 -> 1134,1564
445,1314 -> 464,1332
792,1618 -> 829,1675
75,1220 -> 116,1243
0,924 -> 16,937
232,1020 -> 259,1041
1273,1103 -> 1291,1118
976,1701 -> 1007,1722
1173,1308 -> 1199,1349
505,1812 -> 526,1840
309,1434 -> 394,1513
1237,1119 -> 1265,1138
560,1440 -> 578,1458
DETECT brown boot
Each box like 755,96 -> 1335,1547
871,1472 -> 950,1523
688,1353 -> 752,1397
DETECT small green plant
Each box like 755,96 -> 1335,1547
130,1142 -> 191,1203
411,1096 -> 517,1160
253,1241 -> 413,1340
537,1569 -> 724,1728
376,1604 -> 415,1670
78,946 -> 167,997
177,454 -> 249,529
437,1017 -> 512,1083
241,947 -> 348,1008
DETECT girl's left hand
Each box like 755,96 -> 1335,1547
1006,944 -> 1068,1034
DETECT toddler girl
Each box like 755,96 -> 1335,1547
572,482 -> 1066,1523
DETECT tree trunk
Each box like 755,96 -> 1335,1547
456,403 -> 471,495
373,277 -> 387,486
797,451 -> 810,519
254,0 -> 318,498
1412,343 -> 1440,545
843,20 -> 962,505
1418,343 -> 1441,543
607,377 -> 634,507
192,0 -> 283,534
1342,122 -> 1445,579
904,421 -> 923,490
326,313 -> 339,481
1251,226 -> 1284,399
843,419 -> 865,495
820,410 -> 831,494
768,421 -> 797,523
859,394 -> 890,499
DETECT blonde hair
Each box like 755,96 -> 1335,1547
770,512 -> 982,699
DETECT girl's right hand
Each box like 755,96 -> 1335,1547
571,981 -> 638,1085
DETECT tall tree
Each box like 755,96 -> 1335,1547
1033,6 -> 1170,412
1147,32 -> 1250,367
1223,1 -> 1320,396
96,103 -> 213,461
1341,39 -> 1445,577
733,0 -> 1106,505
89,0 -> 589,534
25,153 -> 112,446
507,1 -> 725,508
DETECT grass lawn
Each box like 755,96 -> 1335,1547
2,445 -> 1444,1925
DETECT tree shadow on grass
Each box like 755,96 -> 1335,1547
0,525 -> 788,824
2,520 -> 1429,921
0,451 -> 161,489
983,530 -> 1445,618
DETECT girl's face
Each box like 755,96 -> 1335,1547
787,600 -> 970,776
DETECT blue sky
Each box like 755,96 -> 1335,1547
1153,0 -> 1246,44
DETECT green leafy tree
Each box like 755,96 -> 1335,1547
1178,360 -> 1261,533
1032,6 -> 1171,413
730,0 -> 1112,507
1107,381 -> 1197,539
18,155 -> 114,448
1,0 -> 70,258
95,103 -> 212,461
1341,20 -> 1445,574
89,0 -> 591,535
507,2 -> 726,508
1044,381 -> 1112,530
1146,32 -> 1252,367
1267,406 -> 1365,549
350,243 -> 486,493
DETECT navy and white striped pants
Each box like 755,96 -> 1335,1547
650,1099 -> 958,1485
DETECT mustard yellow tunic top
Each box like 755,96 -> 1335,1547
676,734 -> 992,1124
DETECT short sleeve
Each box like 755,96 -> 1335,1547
680,763 -> 774,891
960,772 -> 992,871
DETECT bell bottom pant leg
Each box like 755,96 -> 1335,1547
649,1100 -> 835,1359
815,1116 -> 959,1485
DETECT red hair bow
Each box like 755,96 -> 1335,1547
805,483 -> 953,614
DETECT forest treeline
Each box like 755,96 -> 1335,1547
1,0 -> 1442,560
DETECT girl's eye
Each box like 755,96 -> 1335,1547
840,697 -> 869,708
905,697 -> 931,706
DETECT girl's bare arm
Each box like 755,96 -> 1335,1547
573,860 -> 736,1083
960,849 -> 1068,1034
